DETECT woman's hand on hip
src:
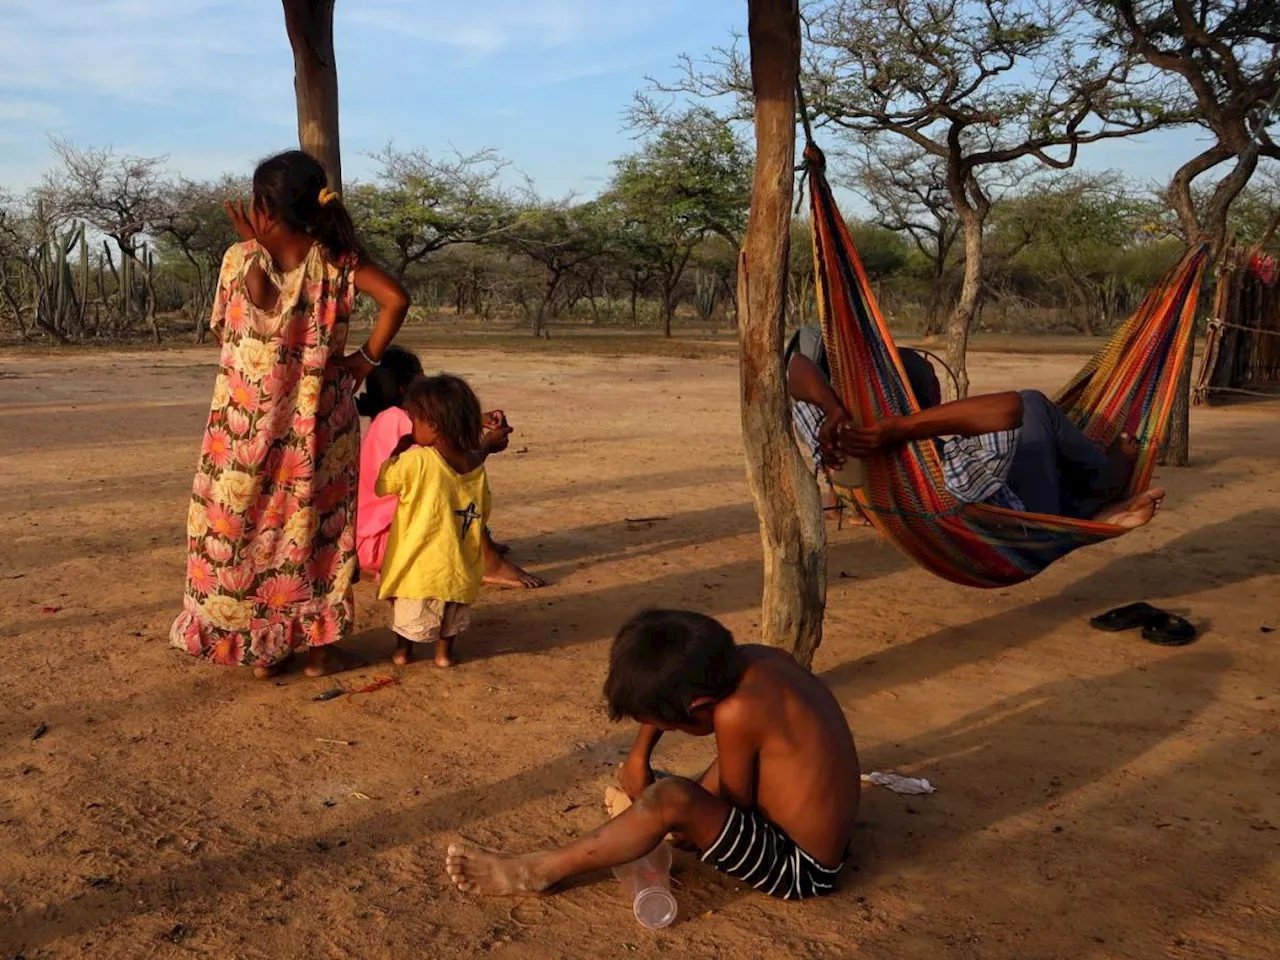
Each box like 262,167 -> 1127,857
331,351 -> 375,386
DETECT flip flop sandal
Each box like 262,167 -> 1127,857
1089,602 -> 1163,633
1141,613 -> 1198,647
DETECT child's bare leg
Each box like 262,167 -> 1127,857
481,533 -> 545,589
393,635 -> 415,666
446,777 -> 729,896
434,635 -> 456,668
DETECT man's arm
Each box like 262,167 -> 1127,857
618,724 -> 664,799
837,391 -> 1024,457
788,353 -> 854,464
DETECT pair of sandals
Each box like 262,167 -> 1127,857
1090,602 -> 1198,646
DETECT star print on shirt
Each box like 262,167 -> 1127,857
454,502 -> 480,537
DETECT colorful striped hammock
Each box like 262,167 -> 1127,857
807,144 -> 1209,588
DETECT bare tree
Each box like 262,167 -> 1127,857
848,144 -> 960,335
153,177 -> 247,342
740,0 -> 826,666
282,0 -> 342,189
661,0 -> 1181,396
39,139 -> 167,341
1095,0 -> 1280,464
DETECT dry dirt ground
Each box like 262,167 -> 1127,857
1,338 -> 1277,959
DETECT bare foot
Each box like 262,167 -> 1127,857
304,647 -> 366,678
253,661 -> 284,680
393,636 -> 415,667
445,842 -> 552,896
1095,487 -> 1165,529
434,636 -> 456,668
1105,433 -> 1140,493
483,556 -> 545,589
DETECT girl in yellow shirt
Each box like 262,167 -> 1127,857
375,375 -> 492,667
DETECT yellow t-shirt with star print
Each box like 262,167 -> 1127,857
374,446 -> 491,604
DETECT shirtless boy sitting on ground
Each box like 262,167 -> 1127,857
446,609 -> 861,901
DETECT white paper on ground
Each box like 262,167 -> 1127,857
862,772 -> 936,795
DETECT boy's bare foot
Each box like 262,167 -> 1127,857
434,636 -> 456,668
393,636 -> 415,667
1095,487 -> 1165,529
446,842 -> 552,896
483,556 -> 546,589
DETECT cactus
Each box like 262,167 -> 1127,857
693,271 -> 718,323
78,226 -> 89,332
29,222 -> 87,340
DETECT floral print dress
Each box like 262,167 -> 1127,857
171,240 -> 360,667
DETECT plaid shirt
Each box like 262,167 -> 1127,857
790,401 -> 1024,510
941,429 -> 1024,510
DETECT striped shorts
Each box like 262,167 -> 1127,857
700,806 -> 842,900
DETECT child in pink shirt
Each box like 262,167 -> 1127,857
356,347 -> 423,577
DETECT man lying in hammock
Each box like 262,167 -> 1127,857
788,330 -> 1164,529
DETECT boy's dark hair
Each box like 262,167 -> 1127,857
252,150 -> 367,262
605,610 -> 742,724
402,374 -> 483,452
356,345 -> 424,419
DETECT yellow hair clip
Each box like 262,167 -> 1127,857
318,187 -> 341,206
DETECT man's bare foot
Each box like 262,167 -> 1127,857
434,636 -> 456,668
393,635 -> 415,667
253,661 -> 284,680
1095,487 -> 1165,529
483,556 -> 545,589
445,842 -> 553,896
1106,433 -> 1141,493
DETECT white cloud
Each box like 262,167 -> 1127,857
0,98 -> 64,125
0,1 -> 291,102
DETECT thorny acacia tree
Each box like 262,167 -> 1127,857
665,0 -> 1181,396
348,145 -> 514,281
1094,0 -> 1280,465
606,107 -> 752,337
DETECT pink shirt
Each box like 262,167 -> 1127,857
357,406 -> 412,575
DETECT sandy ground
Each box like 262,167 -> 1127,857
0,338 -> 1277,959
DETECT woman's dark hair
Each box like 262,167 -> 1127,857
356,346 -> 424,419
252,150 -> 367,261
402,374 -> 483,453
604,610 -> 742,724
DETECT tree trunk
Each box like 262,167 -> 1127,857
662,278 -> 675,338
282,0 -> 342,191
740,0 -> 825,668
1163,345 -> 1194,466
945,213 -> 984,399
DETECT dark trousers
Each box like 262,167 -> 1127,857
1006,391 -> 1124,519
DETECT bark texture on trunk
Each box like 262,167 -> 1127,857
739,0 -> 826,668
283,0 -> 342,192
945,212 -> 984,400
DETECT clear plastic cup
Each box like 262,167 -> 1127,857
612,842 -> 677,929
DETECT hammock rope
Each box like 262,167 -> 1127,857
804,139 -> 1210,588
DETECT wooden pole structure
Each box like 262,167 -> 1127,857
282,0 -> 343,191
739,0 -> 826,667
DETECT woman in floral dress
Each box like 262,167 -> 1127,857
171,151 -> 409,678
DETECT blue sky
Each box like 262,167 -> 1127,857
0,0 -> 1209,199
